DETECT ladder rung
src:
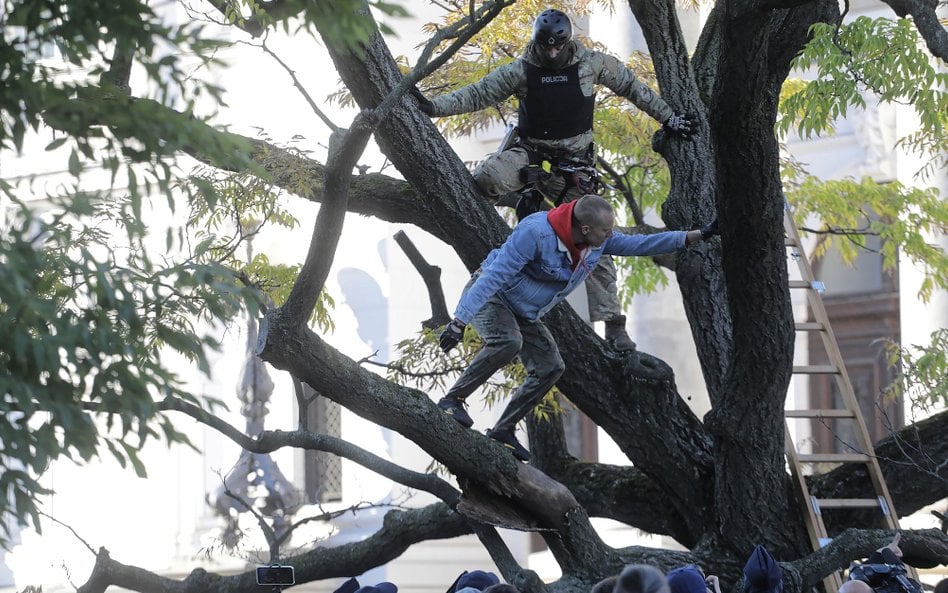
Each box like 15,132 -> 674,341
814,498 -> 883,509
789,280 -> 826,292
795,321 -> 824,331
798,453 -> 871,463
793,365 -> 838,374
786,409 -> 856,418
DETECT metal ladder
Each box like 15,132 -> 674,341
782,204 -> 905,592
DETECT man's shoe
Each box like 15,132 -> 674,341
604,315 -> 636,352
437,397 -> 474,428
486,428 -> 531,462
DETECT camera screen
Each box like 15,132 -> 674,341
256,566 -> 296,586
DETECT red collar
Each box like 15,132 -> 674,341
547,201 -> 583,269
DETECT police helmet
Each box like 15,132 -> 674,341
533,9 -> 572,48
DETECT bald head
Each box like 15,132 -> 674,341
574,194 -> 614,224
572,194 -> 615,247
839,581 -> 874,593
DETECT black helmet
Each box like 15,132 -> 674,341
533,9 -> 572,48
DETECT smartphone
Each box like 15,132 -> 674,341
256,565 -> 296,586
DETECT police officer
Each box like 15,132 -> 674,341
413,8 -> 694,351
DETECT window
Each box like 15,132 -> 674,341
301,384 -> 343,504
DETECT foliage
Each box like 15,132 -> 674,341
0,0 -> 291,539
779,17 -> 948,179
778,16 -> 948,302
0,190 -> 260,538
882,328 -> 948,409
785,175 -> 948,302
186,165 -> 336,332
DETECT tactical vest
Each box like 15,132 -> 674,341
518,61 -> 595,140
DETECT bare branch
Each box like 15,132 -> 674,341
257,39 -> 341,133
152,396 -> 461,504
393,229 -> 452,328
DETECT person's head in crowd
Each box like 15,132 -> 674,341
483,585 -> 520,593
839,580 -> 874,593
590,575 -> 618,593
447,570 -> 500,593
615,564 -> 670,593
932,578 -> 948,593
743,544 -> 783,593
354,582 -> 398,593
333,578 -> 361,593
668,563 -> 726,593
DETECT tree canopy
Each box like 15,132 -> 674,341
0,0 -> 946,592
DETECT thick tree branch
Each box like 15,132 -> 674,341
784,528 -> 948,590
527,402 -> 693,544
281,112 -> 377,326
77,504 -> 472,593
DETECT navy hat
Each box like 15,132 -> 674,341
457,571 -> 500,592
667,566 -> 707,593
334,578 -> 361,593
743,545 -> 783,593
355,582 -> 398,593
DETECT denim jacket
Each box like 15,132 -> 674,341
453,213 -> 687,323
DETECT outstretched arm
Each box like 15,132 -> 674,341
593,50 -> 674,123
419,60 -> 524,117
593,50 -> 694,138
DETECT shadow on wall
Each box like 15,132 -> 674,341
338,267 -> 389,359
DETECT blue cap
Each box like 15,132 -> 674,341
667,566 -> 707,593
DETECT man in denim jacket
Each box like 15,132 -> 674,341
437,195 -> 716,461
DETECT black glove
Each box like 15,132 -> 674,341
700,217 -> 719,240
410,85 -> 435,116
515,189 -> 543,221
663,112 -> 695,139
439,318 -> 466,353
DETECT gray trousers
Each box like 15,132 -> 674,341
445,287 -> 565,433
472,148 -> 621,322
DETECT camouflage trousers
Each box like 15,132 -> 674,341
472,147 -> 621,323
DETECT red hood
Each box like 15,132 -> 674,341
547,201 -> 583,269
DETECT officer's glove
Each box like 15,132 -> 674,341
663,112 -> 695,139
700,217 -> 719,240
439,318 -> 466,353
410,85 -> 435,116
515,189 -> 544,222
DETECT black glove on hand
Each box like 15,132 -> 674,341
700,217 -> 719,240
439,318 -> 466,353
663,112 -> 695,139
410,85 -> 435,116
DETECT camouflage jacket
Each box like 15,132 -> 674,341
430,40 -> 674,158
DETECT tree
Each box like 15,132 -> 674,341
1,0 -> 946,592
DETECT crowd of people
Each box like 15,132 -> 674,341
330,537 -> 946,593
330,544 -> 783,593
